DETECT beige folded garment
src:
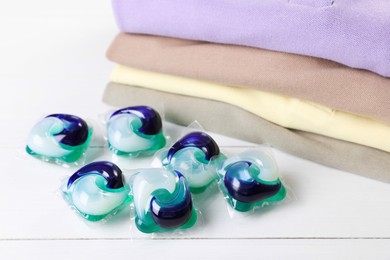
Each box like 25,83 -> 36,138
107,33 -> 390,125
103,82 -> 390,183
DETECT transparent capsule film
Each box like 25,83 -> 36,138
127,168 -> 203,236
216,147 -> 295,217
60,161 -> 133,224
101,105 -> 169,160
151,148 -> 225,221
24,114 -> 104,167
154,123 -> 227,196
149,120 -> 207,167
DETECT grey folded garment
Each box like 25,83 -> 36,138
103,82 -> 390,183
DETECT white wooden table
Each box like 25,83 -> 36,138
1,1 -> 389,259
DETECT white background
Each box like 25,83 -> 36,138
0,1 -> 389,259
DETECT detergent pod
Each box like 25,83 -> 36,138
218,149 -> 286,212
160,131 -> 226,193
130,168 -> 197,233
63,161 -> 132,221
26,114 -> 92,165
106,106 -> 166,157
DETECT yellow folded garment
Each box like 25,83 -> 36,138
111,65 -> 390,153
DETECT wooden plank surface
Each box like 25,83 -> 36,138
1,239 -> 390,260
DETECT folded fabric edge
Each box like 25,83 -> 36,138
105,32 -> 390,126
102,82 -> 390,184
110,0 -> 390,77
110,65 -> 390,153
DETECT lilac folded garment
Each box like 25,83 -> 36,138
112,0 -> 390,77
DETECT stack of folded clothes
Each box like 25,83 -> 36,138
103,0 -> 390,183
